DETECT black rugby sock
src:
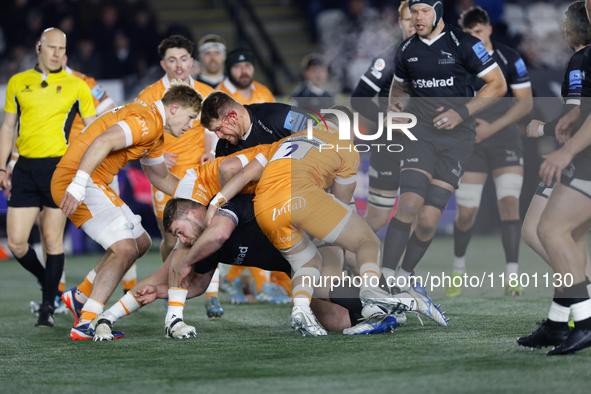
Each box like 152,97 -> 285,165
43,253 -> 65,305
15,246 -> 45,287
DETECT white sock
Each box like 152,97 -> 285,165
166,288 -> 188,324
206,268 -> 220,294
505,263 -> 518,285
452,256 -> 466,274
571,299 -> 591,322
78,298 -> 104,326
103,292 -> 142,323
396,267 -> 412,291
548,302 -> 570,323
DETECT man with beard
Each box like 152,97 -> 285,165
196,34 -> 226,89
216,48 -> 275,104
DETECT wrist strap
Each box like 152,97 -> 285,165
210,192 -> 227,209
455,105 -> 470,120
538,123 -> 545,137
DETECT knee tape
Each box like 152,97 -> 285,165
424,185 -> 453,212
495,173 -> 523,200
281,240 -> 319,271
368,189 -> 397,209
399,170 -> 431,198
292,267 -> 321,281
455,182 -> 484,208
89,216 -> 134,250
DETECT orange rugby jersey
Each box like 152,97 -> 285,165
216,78 -> 275,105
58,101 -> 166,185
254,122 -> 359,207
136,75 -> 214,169
66,67 -> 115,142
174,144 -> 271,206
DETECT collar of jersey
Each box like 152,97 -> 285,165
418,32 -> 446,46
241,123 -> 253,141
34,64 -> 63,74
153,100 -> 166,125
162,73 -> 194,89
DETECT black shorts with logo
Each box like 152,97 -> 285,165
400,132 -> 474,189
465,127 -> 524,173
561,149 -> 591,200
368,133 -> 405,191
8,157 -> 61,209
534,181 -> 554,199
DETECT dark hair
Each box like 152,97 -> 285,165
458,6 -> 490,30
161,80 -> 203,113
163,198 -> 202,233
200,91 -> 240,128
323,105 -> 354,128
300,53 -> 327,73
563,1 -> 591,48
158,35 -> 194,59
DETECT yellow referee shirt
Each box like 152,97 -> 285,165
4,65 -> 96,158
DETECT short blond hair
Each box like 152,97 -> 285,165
162,79 -> 203,113
399,0 -> 410,15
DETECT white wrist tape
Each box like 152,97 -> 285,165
7,159 -> 16,170
66,170 -> 90,202
538,123 -> 545,137
210,192 -> 227,209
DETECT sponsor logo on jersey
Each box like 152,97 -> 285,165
514,58 -> 527,78
257,119 -> 273,134
406,158 -> 418,162
570,70 -> 582,89
380,171 -> 392,176
373,58 -> 386,71
233,246 -> 248,265
272,197 -> 306,221
56,86 -> 62,93
91,84 -> 106,101
21,85 -> 32,92
450,31 -> 460,47
154,191 -> 165,202
407,57 -> 418,62
471,42 -> 490,63
439,50 -> 455,65
412,77 -> 455,88
371,68 -> 382,79
505,149 -> 519,163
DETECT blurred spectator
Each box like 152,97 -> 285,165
102,30 -> 138,79
58,13 -> 77,53
128,3 -> 161,67
2,0 -> 30,52
196,34 -> 227,88
68,35 -> 103,79
0,45 -> 36,84
23,9 -> 45,49
92,2 -> 125,53
291,53 -> 334,112
41,0 -> 75,28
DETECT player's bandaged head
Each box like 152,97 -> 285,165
163,198 -> 204,234
225,48 -> 255,75
410,0 -> 443,27
198,34 -> 227,58
162,80 -> 203,113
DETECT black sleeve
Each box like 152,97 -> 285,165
461,35 -> 498,78
351,82 -> 382,121
219,194 -> 256,224
543,104 -> 578,137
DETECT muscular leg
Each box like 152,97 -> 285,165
364,187 -> 398,232
522,194 -> 551,265
39,207 -> 67,306
6,207 -> 45,285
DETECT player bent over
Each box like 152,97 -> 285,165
51,81 -> 202,340
201,110 -> 449,336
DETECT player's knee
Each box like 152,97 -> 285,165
110,239 -> 139,265
282,240 -> 319,272
415,213 -> 439,239
424,184 -> 453,212
6,238 -> 28,257
495,173 -> 522,202
399,170 -> 430,199
137,232 -> 152,258
455,182 -> 483,209
456,206 -> 477,230
497,196 -> 519,221
536,219 -> 555,249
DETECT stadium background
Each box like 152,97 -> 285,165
0,0 -> 573,256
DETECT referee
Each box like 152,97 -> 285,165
0,28 -> 96,327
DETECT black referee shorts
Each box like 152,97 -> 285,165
8,157 -> 61,209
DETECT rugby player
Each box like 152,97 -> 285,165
518,0 -> 591,355
196,34 -> 226,89
446,6 -> 533,297
200,108 -> 449,336
384,0 -> 506,291
134,35 -> 221,318
53,81 -> 202,340
350,0 -> 415,234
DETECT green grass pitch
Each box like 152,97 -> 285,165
1,236 -> 590,393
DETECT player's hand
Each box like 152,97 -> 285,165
474,118 -> 495,144
60,190 -> 83,216
200,152 -> 215,164
164,153 -> 178,169
433,107 -> 463,130
178,262 -> 193,289
525,119 -> 544,138
555,118 -> 575,145
134,285 -> 158,305
539,148 -> 573,185
0,169 -> 10,196
386,103 -> 409,124
205,204 -> 217,227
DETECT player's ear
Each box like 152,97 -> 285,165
170,102 -> 180,115
160,59 -> 166,72
488,25 -> 493,36
37,42 -> 42,54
